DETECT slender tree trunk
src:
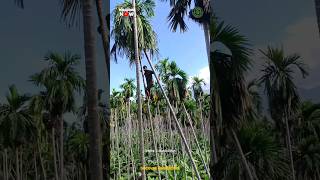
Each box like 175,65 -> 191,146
15,148 -> 20,180
3,150 -> 8,180
147,99 -> 162,179
38,141 -> 47,180
95,1 -> 111,179
182,103 -> 210,178
34,150 -> 38,180
5,149 -> 8,180
2,151 -> 5,180
285,112 -> 296,180
84,164 -> 87,180
82,0 -> 103,179
52,128 -> 59,180
20,149 -> 23,180
115,108 -> 121,178
132,0 -> 145,178
230,129 -> 254,180
95,0 -> 110,76
203,22 -> 211,66
168,109 -> 177,180
127,100 -> 136,179
7,155 -> 11,180
145,54 -> 202,179
139,58 -> 162,179
209,52 -> 219,177
58,116 -> 64,180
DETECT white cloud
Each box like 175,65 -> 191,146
199,66 -> 210,85
188,66 -> 210,91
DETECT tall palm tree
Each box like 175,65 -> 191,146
156,58 -> 170,78
191,76 -> 206,101
81,0 -> 104,178
120,78 -> 136,103
246,80 -> 263,119
210,50 -> 254,180
29,92 -> 59,180
165,0 -> 211,64
0,85 -> 36,180
67,130 -> 89,177
295,101 -> 320,140
120,78 -> 136,164
295,136 -> 320,179
30,52 -> 85,180
210,17 -> 252,176
155,59 -> 188,104
167,61 -> 188,104
214,122 -> 290,180
111,0 -> 159,64
292,101 -> 320,179
59,0 -> 111,177
12,0 -> 106,178
111,1 -> 158,178
259,46 -> 309,180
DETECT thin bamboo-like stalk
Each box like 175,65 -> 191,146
115,108 -> 121,178
140,58 -> 162,179
182,103 -> 210,177
144,51 -> 201,179
168,109 -> 177,180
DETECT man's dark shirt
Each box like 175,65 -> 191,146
144,69 -> 154,87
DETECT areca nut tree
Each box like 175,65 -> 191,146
111,0 -> 159,178
0,85 -> 36,180
259,46 -> 309,180
165,0 -> 211,64
210,17 -> 253,179
30,52 -> 85,180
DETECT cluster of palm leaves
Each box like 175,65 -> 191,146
110,0 -> 320,178
209,16 -> 320,180
0,52 -> 111,180
110,59 -> 211,179
8,0 -> 111,178
4,0 -> 320,179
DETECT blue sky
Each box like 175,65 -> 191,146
1,0 -> 319,103
110,0 -> 209,91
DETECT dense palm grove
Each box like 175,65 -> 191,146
2,0 -> 320,179
0,52 -> 109,179
109,0 -> 320,179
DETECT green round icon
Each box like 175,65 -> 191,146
192,7 -> 204,19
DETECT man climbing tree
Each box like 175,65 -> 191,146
143,65 -> 155,99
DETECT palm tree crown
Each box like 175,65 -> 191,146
111,0 -> 158,64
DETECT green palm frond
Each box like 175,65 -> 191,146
0,85 -> 36,148
167,0 -> 211,32
296,101 -> 320,140
259,46 -> 308,124
120,78 -> 136,100
167,0 -> 191,32
111,0 -> 158,64
214,122 -> 290,179
192,76 -> 206,100
211,20 -> 252,74
30,52 -> 85,116
60,0 -> 82,27
210,18 -> 252,132
295,136 -> 320,179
